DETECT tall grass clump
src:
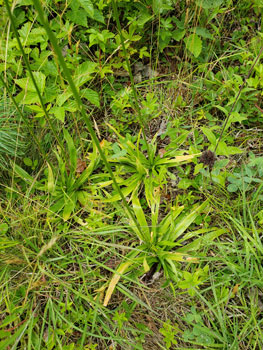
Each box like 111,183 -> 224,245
0,99 -> 25,170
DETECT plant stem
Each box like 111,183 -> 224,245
111,0 -> 151,159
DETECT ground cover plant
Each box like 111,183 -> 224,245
1,0 -> 263,349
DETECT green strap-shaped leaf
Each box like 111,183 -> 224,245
166,200 -> 208,242
132,195 -> 150,243
176,228 -> 226,253
63,129 -> 77,173
104,174 -> 141,203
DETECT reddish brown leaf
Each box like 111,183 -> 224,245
232,283 -> 239,296
158,148 -> 166,158
76,158 -> 86,174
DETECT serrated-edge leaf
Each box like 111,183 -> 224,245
192,27 -> 213,39
51,106 -> 65,122
77,0 -> 94,18
173,29 -> 186,41
81,88 -> 100,107
184,34 -> 202,58
196,0 -> 223,9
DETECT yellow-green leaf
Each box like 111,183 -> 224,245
47,163 -> 55,193
143,257 -> 150,273
103,261 -> 132,306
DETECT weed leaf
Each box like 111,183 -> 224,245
196,0 -> 223,9
184,34 -> 202,58
77,0 -> 94,18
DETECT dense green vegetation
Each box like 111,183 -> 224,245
1,0 -> 263,348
